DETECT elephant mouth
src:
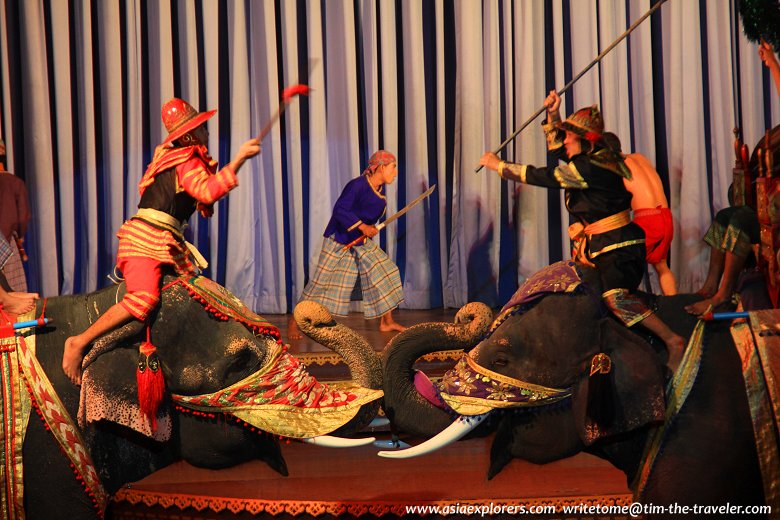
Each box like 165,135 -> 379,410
436,355 -> 572,415
380,356 -> 572,460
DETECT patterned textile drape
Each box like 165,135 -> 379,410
0,0 -> 776,313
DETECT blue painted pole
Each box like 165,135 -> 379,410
703,311 -> 749,321
13,317 -> 50,330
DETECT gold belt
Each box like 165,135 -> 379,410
133,208 -> 208,270
568,210 -> 632,266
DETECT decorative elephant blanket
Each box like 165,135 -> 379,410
731,310 -> 780,512
78,276 -> 382,442
168,276 -> 283,342
424,261 -> 582,415
169,276 -> 382,438
172,342 -> 383,438
0,309 -> 107,519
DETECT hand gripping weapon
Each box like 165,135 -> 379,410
475,0 -> 668,173
342,184 -> 437,251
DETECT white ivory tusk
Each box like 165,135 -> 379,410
377,413 -> 489,459
302,435 -> 377,448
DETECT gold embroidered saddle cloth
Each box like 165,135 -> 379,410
0,310 -> 107,518
731,310 -> 780,512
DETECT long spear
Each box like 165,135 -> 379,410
475,0 -> 668,173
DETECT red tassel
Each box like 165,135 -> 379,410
282,84 -> 310,102
137,329 -> 165,431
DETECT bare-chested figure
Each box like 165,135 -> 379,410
603,132 -> 677,295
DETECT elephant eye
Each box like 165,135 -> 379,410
493,356 -> 508,368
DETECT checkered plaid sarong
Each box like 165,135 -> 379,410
0,236 -> 11,269
1,237 -> 26,292
300,237 -> 403,319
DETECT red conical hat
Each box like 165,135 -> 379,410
161,98 -> 216,145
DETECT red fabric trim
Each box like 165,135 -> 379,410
161,278 -> 282,343
139,145 -> 209,195
112,489 -> 633,517
23,369 -> 105,517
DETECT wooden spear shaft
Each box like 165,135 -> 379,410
475,0 -> 668,173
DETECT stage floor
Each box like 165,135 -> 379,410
111,309 -> 633,518
265,307 -> 461,354
112,436 -> 631,519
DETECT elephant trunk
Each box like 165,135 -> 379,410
293,301 -> 382,434
381,302 -> 493,438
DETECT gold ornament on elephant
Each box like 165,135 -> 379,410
589,353 -> 612,376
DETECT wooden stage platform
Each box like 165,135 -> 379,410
110,309 -> 632,519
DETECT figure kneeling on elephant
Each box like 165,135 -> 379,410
7,274 -> 381,518
381,261 -> 768,512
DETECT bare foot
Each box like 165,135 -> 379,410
287,316 -> 302,341
63,335 -> 89,385
1,292 -> 38,315
685,292 -> 730,316
695,280 -> 718,299
379,319 -> 406,333
665,334 -> 686,373
379,322 -> 406,332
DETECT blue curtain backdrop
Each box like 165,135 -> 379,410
0,0 -> 777,313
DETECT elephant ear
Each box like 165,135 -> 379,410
78,320 -> 172,441
572,318 -> 666,445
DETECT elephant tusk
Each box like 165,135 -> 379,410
376,413 -> 489,459
302,435 -> 376,448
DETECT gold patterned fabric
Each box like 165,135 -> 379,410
589,148 -> 631,180
0,314 -> 28,519
498,261 -> 583,315
703,221 -> 726,249
731,311 -> 780,511
632,318 -> 707,497
543,118 -> 564,151
0,309 -> 107,518
703,219 -> 753,258
437,355 -> 571,416
722,224 -> 754,258
172,343 -> 382,438
568,210 -> 642,265
553,163 -> 589,189
602,288 -> 652,327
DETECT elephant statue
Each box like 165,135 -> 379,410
17,275 -> 381,518
380,261 -> 767,511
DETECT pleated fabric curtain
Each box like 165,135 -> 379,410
0,0 -> 776,313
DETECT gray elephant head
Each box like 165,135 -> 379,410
55,276 -> 381,483
380,262 -> 666,479
380,261 -> 768,509
463,295 -> 665,477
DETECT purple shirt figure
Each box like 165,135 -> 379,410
323,176 -> 387,245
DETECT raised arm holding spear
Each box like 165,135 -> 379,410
475,0 -> 667,173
